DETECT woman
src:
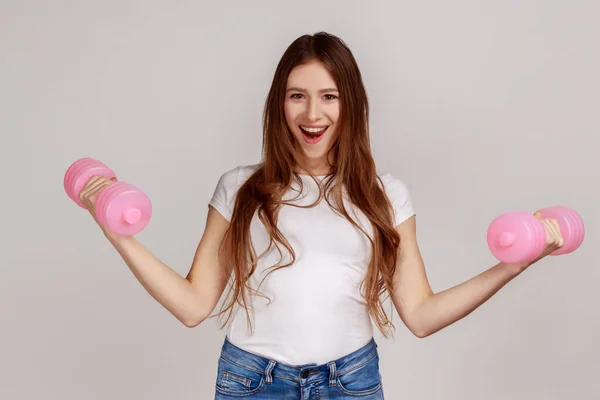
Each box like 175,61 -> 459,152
80,32 -> 564,399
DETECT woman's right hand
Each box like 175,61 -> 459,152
78,176 -> 120,240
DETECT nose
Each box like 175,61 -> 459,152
304,97 -> 322,121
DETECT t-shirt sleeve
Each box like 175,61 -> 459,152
208,166 -> 241,222
380,172 -> 416,227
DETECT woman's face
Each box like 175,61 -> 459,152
284,60 -> 340,172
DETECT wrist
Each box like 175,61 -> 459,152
502,261 -> 530,276
104,230 -> 132,246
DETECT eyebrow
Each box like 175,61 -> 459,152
286,87 -> 339,93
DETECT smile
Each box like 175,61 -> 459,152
299,125 -> 329,144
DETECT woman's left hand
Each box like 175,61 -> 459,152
528,210 -> 565,265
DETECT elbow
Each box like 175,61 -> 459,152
412,329 -> 430,339
406,320 -> 431,338
181,294 -> 213,328
412,325 -> 441,338
182,318 -> 201,328
182,316 -> 204,328
181,310 -> 209,328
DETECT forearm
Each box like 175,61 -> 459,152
409,262 -> 526,337
106,234 -> 204,327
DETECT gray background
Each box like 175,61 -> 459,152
1,0 -> 598,399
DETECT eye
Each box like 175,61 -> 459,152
290,93 -> 303,99
324,94 -> 338,100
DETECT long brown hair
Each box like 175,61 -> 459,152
210,32 -> 402,337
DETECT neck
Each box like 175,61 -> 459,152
296,155 -> 333,176
296,164 -> 330,176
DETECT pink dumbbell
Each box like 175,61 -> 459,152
64,158 -> 152,236
487,206 -> 585,264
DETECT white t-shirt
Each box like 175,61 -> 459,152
208,164 -> 415,365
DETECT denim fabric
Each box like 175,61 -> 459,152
214,336 -> 384,399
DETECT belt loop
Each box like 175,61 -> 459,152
327,361 -> 336,387
265,360 -> 276,384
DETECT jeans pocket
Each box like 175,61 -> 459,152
215,356 -> 266,397
336,354 -> 383,396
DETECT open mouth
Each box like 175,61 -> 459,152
299,125 -> 328,144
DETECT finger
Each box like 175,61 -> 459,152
544,218 -> 561,238
82,175 -> 105,190
543,220 -> 563,248
87,178 -> 112,195
81,178 -> 113,208
549,219 -> 564,247
79,177 -> 100,204
542,220 -> 553,244
79,176 -> 106,199
534,210 -> 543,219
82,176 -> 112,195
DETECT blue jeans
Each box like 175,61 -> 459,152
214,336 -> 384,399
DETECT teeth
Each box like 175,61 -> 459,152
301,126 -> 327,133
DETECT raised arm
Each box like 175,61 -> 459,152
80,176 -> 231,327
106,206 -> 231,327
390,213 -> 563,338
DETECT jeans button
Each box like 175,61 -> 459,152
300,370 -> 309,379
